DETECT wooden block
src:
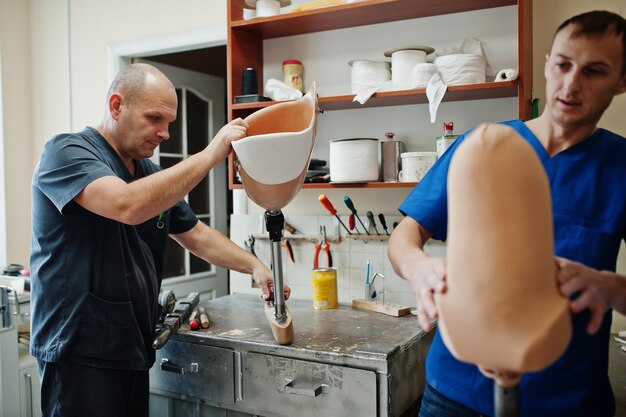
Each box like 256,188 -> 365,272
265,304 -> 294,345
351,299 -> 411,317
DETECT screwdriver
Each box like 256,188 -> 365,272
366,211 -> 380,235
343,196 -> 370,235
319,194 -> 352,235
378,213 -> 389,235
349,214 -> 355,231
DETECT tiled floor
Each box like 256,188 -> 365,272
609,334 -> 626,416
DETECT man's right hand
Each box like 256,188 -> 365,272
206,118 -> 249,162
404,256 -> 447,332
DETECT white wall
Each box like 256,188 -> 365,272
0,0 -> 227,266
0,0 -> 33,266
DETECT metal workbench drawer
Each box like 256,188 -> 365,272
242,352 -> 376,417
150,340 -> 235,405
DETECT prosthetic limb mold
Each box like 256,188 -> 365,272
233,83 -> 319,345
440,123 -> 572,415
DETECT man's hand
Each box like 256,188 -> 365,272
205,118 -> 249,163
404,256 -> 447,332
252,266 -> 291,305
556,257 -> 617,335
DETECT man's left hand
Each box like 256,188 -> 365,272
556,257 -> 616,335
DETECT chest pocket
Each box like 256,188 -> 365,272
554,213 -> 621,271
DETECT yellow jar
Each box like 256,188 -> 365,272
282,59 -> 304,92
312,268 -> 338,309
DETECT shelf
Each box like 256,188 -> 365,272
231,81 -> 517,113
230,0 -> 517,39
230,181 -> 417,189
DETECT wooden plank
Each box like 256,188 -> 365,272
351,299 -> 411,317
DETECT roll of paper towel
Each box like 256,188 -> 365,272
494,69 -> 519,82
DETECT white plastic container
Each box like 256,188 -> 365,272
329,138 -> 379,183
399,152 -> 437,182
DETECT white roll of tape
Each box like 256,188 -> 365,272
256,0 -> 280,17
349,60 -> 391,94
412,63 -> 438,88
494,68 -> 519,82
391,50 -> 427,90
435,54 -> 486,86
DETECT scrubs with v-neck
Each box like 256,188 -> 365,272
399,119 -> 626,417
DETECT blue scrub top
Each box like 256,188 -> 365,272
399,119 -> 626,417
30,127 -> 197,370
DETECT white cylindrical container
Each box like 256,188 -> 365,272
330,138 -> 379,183
255,0 -> 280,17
384,46 -> 434,90
399,152 -> 437,182
349,59 -> 391,94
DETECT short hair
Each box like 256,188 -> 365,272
553,10 -> 626,75
106,63 -> 172,105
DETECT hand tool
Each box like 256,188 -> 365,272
244,235 -> 257,257
188,310 -> 200,330
157,289 -> 176,324
366,211 -> 380,235
283,239 -> 295,263
343,196 -> 370,235
284,221 -> 297,234
314,225 -> 332,269
153,292 -> 199,349
318,194 -> 352,235
349,214 -> 355,231
198,307 -> 210,329
378,213 -> 389,235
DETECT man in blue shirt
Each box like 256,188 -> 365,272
30,63 -> 289,417
389,10 -> 626,417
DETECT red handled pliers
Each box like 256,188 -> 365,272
314,225 -> 332,269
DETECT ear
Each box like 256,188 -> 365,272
544,53 -> 550,78
616,74 -> 626,96
109,93 -> 123,120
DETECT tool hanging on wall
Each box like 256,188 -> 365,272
349,214 -> 355,231
378,213 -> 389,235
343,196 -> 370,235
283,239 -> 295,263
366,211 -> 380,235
314,225 -> 333,269
244,235 -> 257,257
318,194 -> 352,235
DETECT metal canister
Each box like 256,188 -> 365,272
381,132 -> 404,182
282,59 -> 304,92
312,268 -> 338,309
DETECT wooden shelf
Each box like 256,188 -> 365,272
227,0 -> 532,190
230,0 -> 516,39
232,81 -> 517,114
230,181 -> 417,189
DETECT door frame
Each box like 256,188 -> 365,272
107,26 -> 229,300
106,25 -> 226,86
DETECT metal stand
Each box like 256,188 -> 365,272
494,383 -> 520,417
265,210 -> 287,324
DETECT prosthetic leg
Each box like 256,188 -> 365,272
264,210 -> 294,344
232,83 -> 318,345
440,123 -> 572,417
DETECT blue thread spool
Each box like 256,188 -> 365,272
242,68 -> 258,95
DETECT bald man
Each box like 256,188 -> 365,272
30,63 -> 288,417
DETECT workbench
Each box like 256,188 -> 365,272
149,293 -> 434,417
